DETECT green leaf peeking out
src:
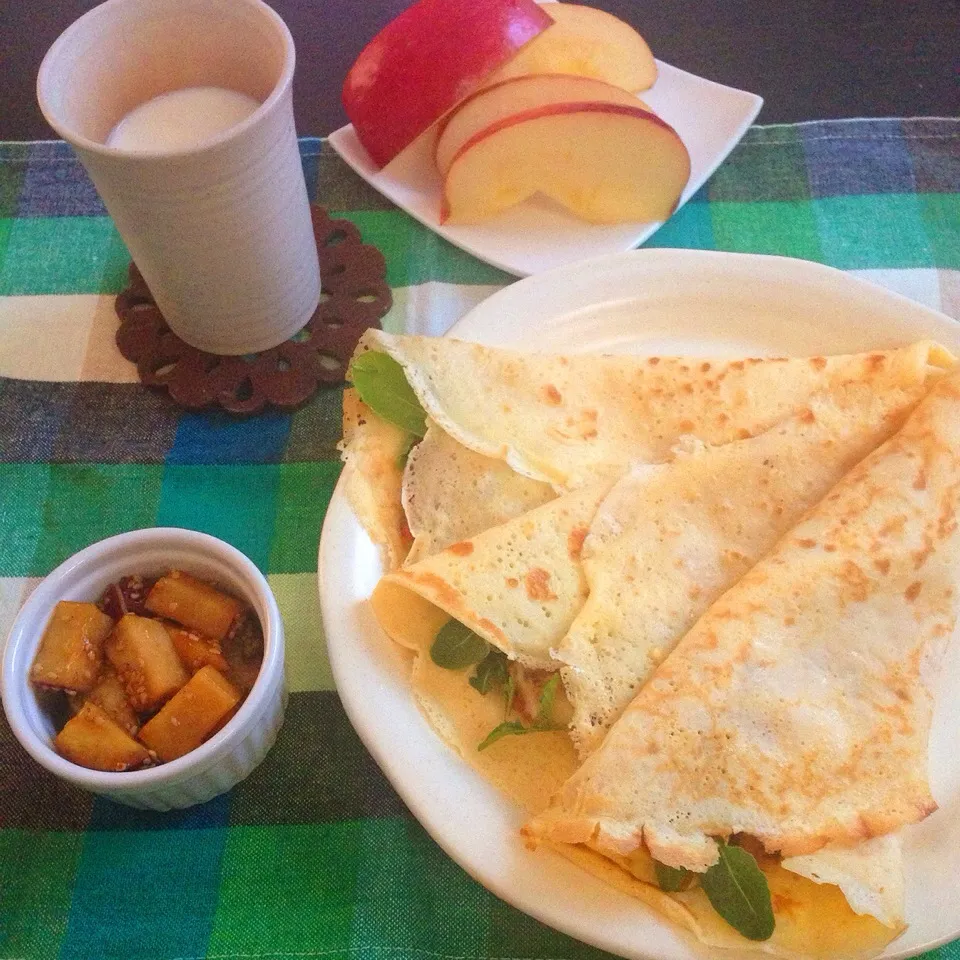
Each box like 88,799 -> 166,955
538,673 -> 560,718
430,620 -> 490,670
477,720 -> 529,751
469,649 -> 510,695
395,433 -> 417,469
701,839 -> 774,941
502,672 -> 515,719
654,861 -> 693,893
350,351 -> 427,438
478,672 -> 563,751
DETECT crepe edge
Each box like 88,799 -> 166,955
340,388 -> 410,571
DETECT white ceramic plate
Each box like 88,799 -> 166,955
319,250 -> 960,960
328,61 -> 762,277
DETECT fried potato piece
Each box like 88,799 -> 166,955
146,571 -> 244,641
55,701 -> 151,772
30,601 -> 112,693
106,614 -> 188,712
164,624 -> 229,674
83,667 -> 140,735
138,666 -> 241,762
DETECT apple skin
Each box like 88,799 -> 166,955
342,0 -> 554,169
484,3 -> 658,93
440,101 -> 691,225
433,73 -> 646,176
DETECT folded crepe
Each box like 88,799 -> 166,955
404,591 -> 902,958
380,378 -> 943,675
341,399 -> 553,572
387,479 -> 613,668
340,388 -> 411,570
342,336 -> 952,568
782,835 -> 904,930
526,374 -> 960,890
558,382 -> 941,756
360,331 -> 952,488
551,839 -> 901,960
343,337 -> 958,957
379,375 -> 936,935
403,421 -> 555,565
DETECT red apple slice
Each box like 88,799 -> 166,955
441,102 -> 690,225
434,73 -> 646,176
342,0 -> 554,168
484,3 -> 657,93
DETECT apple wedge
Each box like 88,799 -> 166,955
484,3 -> 657,93
440,102 -> 690,225
342,0 -> 554,168
435,73 -> 645,176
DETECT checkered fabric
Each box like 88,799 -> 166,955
1,118 -> 958,960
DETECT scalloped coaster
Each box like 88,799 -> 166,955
114,207 -> 392,414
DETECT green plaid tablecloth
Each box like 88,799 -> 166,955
1,117 -> 959,960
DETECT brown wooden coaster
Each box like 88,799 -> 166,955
114,206 -> 392,414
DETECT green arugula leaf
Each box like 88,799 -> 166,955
477,715 -> 563,751
701,840 -> 774,941
477,721 -> 529,751
469,649 -> 510,695
654,861 -> 692,893
477,671 -> 563,750
430,620 -> 490,670
350,351 -> 427,438
537,673 -> 560,720
395,433 -> 417,469
502,673 -> 516,719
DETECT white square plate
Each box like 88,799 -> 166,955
328,61 -> 762,277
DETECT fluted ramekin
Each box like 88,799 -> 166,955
2,528 -> 286,810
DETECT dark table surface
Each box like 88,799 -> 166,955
1,0 -> 958,141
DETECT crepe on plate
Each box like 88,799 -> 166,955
386,478 -> 613,668
341,335 -> 950,571
556,380 -> 943,756
341,402 -> 555,573
357,330 -> 952,488
525,372 -> 960,940
366,380 -> 950,954
340,388 -> 411,570
380,378 -> 937,948
406,590 -> 904,960
383,378 -> 941,689
403,421 -> 555,565
341,336 -> 957,957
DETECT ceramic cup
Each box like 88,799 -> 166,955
37,0 -> 321,356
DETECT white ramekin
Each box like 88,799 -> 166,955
1,528 -> 286,810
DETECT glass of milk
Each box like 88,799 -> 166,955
37,0 -> 321,356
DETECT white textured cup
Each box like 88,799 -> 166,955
37,0 -> 321,356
